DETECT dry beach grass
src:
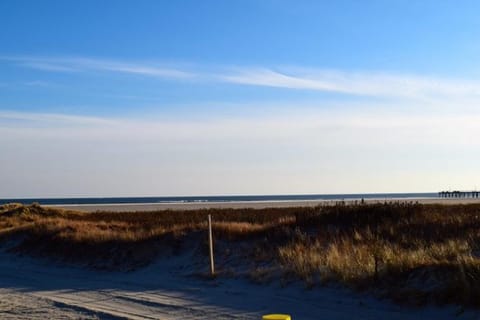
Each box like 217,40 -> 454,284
1,202 -> 480,307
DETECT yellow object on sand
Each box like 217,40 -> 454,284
262,314 -> 291,320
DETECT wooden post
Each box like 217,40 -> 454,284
208,214 -> 215,276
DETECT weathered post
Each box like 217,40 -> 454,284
208,214 -> 215,276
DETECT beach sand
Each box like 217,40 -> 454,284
0,247 -> 474,319
50,198 -> 480,212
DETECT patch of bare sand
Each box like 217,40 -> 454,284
0,288 -> 114,319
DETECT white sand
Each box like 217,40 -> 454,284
1,250 -> 478,319
0,289 -> 104,319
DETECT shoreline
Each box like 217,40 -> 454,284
48,197 -> 480,212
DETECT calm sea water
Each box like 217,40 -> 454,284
0,193 -> 439,206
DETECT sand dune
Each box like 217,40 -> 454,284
1,250 -> 476,319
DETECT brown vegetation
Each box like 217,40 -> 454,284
1,202 -> 480,307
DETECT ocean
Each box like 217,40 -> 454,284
0,193 -> 439,206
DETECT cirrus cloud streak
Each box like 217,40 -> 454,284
2,56 -> 480,100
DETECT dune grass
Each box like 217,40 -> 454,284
1,202 -> 480,306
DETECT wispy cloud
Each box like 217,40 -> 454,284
221,68 -> 480,99
2,106 -> 480,145
0,110 -> 117,125
2,56 -> 194,79
3,55 -> 480,100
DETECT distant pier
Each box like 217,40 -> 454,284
439,191 -> 480,198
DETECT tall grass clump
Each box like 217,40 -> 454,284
278,203 -> 480,306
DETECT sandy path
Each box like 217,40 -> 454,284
0,288 -> 109,319
1,251 -> 478,320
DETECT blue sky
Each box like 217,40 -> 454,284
1,1 -> 480,197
